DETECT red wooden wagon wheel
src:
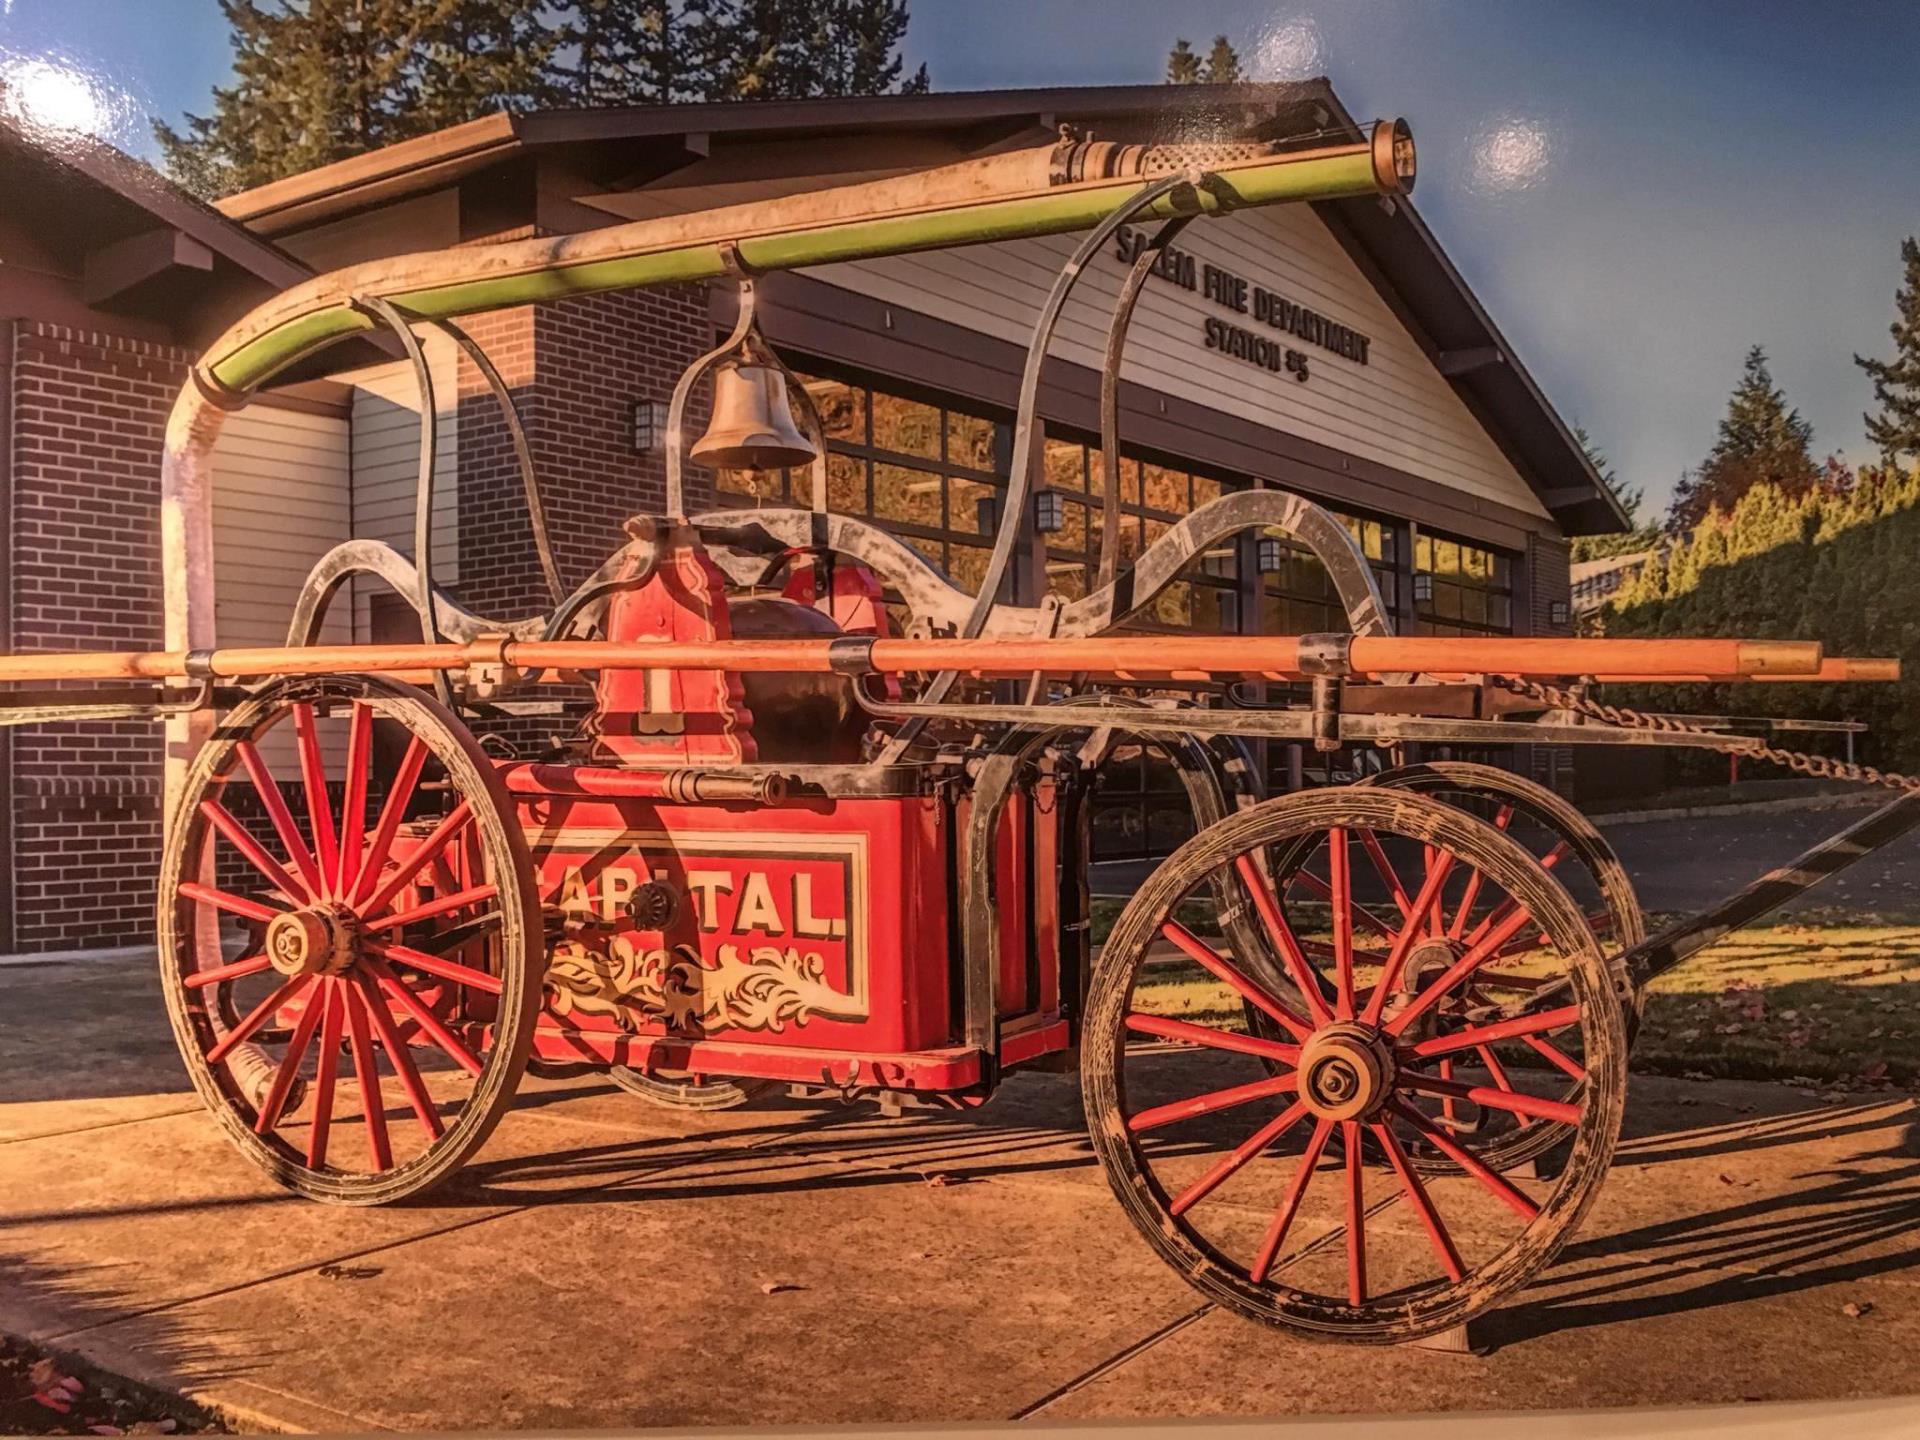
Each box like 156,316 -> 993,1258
156,674 -> 541,1204
1347,761 -> 1644,1173
1082,789 -> 1626,1342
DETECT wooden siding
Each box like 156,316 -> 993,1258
209,402 -> 351,773
808,205 -> 1548,520
338,333 -> 460,644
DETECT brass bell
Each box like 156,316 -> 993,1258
688,360 -> 819,471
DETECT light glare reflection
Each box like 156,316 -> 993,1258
1468,114 -> 1556,195
1250,17 -> 1325,80
0,53 -> 128,145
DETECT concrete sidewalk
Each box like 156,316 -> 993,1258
4,954 -> 1920,1431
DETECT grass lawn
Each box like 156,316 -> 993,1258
1092,896 -> 1920,1088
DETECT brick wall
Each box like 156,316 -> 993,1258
6,322 -> 187,950
456,285 -> 714,618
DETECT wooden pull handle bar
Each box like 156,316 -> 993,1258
0,635 -> 1828,685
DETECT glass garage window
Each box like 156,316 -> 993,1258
716,370 -> 1009,610
1414,531 -> 1515,637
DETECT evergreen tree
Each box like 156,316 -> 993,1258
1202,35 -> 1242,84
155,0 -> 427,197
1568,425 -> 1664,561
161,0 -> 929,196
1856,236 -> 1920,468
1165,35 -> 1242,84
703,0 -> 926,100
1667,346 -> 1820,532
409,0 -> 559,129
1165,37 -> 1202,85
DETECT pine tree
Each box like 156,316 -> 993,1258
1856,236 -> 1920,468
703,0 -> 926,101
1568,425 -> 1663,561
1166,35 -> 1242,84
1667,346 -> 1820,532
1165,38 -> 1201,85
408,0 -> 559,130
1202,35 -> 1242,84
155,0 -> 426,197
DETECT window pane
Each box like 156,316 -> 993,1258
1154,580 -> 1192,627
949,476 -> 999,537
826,452 -> 867,514
1050,496 -> 1088,552
870,392 -> 941,459
1191,474 -> 1223,508
1119,457 -> 1142,506
798,374 -> 866,442
948,542 -> 991,594
1045,437 -> 1086,491
946,411 -> 997,472
873,463 -> 945,528
1142,464 -> 1186,513
1049,563 -> 1088,600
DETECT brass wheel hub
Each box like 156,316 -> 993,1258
1298,1023 -> 1396,1122
266,905 -> 360,977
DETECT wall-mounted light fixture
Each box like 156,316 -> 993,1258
1549,599 -> 1571,627
1033,489 -> 1067,534
1412,572 -> 1435,605
1256,537 -> 1286,575
632,398 -> 669,455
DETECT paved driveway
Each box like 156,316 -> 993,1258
4,955 -> 1920,1430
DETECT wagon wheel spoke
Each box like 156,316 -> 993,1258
353,971 -> 446,1141
1249,1116 -> 1335,1283
254,986 -> 327,1134
350,737 -> 430,906
208,974 -> 310,1064
335,702 -> 373,896
200,799 -> 310,904
365,938 -> 504,996
1371,1120 -> 1465,1282
343,982 -> 393,1172
1162,920 -> 1311,1040
183,953 -> 271,990
1168,1099 -> 1310,1216
234,741 -> 325,898
366,957 -> 485,1076
1128,1073 -> 1299,1134
365,884 -> 500,932
1125,1012 -> 1299,1064
306,981 -> 347,1168
1343,1120 -> 1367,1305
292,702 -> 341,889
1231,853 -> 1334,1026
361,802 -> 475,917
179,881 -> 286,925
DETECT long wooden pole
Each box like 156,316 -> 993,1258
0,635 -> 1833,685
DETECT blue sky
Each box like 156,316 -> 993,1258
3,0 -> 1916,518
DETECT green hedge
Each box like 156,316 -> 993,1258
1592,467 -> 1920,772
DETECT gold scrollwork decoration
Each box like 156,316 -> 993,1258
544,936 -> 867,1034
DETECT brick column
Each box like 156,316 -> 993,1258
456,285 -> 714,618
6,323 -> 186,951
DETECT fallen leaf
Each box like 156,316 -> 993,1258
1861,1062 -> 1891,1083
127,1420 -> 178,1435
27,1358 -> 59,1389
31,1393 -> 73,1415
759,1281 -> 802,1296
317,1263 -> 381,1281
1843,1301 -> 1875,1319
88,1426 -> 126,1436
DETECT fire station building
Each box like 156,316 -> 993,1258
0,81 -> 1621,956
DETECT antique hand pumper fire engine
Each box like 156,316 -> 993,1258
5,117 -> 1918,1346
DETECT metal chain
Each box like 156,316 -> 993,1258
1486,673 -> 1920,794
